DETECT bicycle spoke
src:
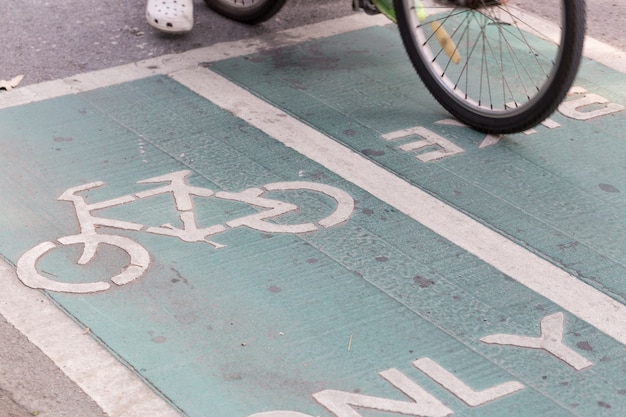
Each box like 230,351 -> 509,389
395,0 -> 585,132
424,2 -> 562,110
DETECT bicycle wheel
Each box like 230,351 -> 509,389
204,0 -> 288,24
392,0 -> 586,134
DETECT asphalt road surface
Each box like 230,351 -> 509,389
1,1 -> 625,86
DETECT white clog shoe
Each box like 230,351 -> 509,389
146,0 -> 193,33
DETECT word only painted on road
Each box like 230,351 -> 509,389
245,313 -> 592,417
383,87 -> 625,162
16,170 -> 355,293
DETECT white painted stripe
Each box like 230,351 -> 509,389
0,11 -> 625,416
0,14 -> 389,111
171,67 -> 626,346
0,260 -> 182,417
1,10 -> 625,112
584,36 -> 626,74
0,14 -> 391,417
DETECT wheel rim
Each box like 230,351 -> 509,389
403,0 -> 567,119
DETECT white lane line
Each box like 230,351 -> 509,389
0,11 -> 625,416
0,14 -> 389,111
584,36 -> 626,74
0,259 -> 182,417
1,10 -> 625,112
0,15 -> 389,415
171,67 -> 626,347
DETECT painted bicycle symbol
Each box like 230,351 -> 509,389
17,170 -> 354,294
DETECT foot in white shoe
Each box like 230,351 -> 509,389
146,0 -> 193,33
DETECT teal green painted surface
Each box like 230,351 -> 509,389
0,67 -> 625,417
211,25 -> 626,306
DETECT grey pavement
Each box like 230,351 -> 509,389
0,314 -> 108,417
2,2 -> 353,416
0,1 -> 625,416
1,0 -> 625,88
0,0 -> 354,87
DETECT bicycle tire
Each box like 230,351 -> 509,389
204,0 -> 288,24
392,0 -> 586,134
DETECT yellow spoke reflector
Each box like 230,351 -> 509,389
430,20 -> 462,64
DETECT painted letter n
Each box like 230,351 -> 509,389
313,368 -> 453,417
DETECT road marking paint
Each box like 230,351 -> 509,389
16,172 -> 355,294
0,9 -> 624,112
0,13 -> 389,111
382,126 -> 465,161
313,368 -> 453,417
559,87 -> 626,120
1,11 -> 625,416
171,66 -> 626,346
0,259 -> 182,417
481,313 -> 594,371
413,358 -> 525,407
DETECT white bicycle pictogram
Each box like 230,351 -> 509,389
17,170 -> 354,294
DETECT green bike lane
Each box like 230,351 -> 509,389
1,14 -> 626,417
